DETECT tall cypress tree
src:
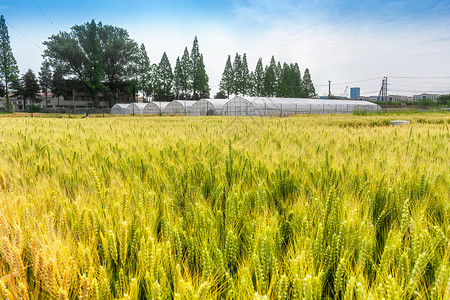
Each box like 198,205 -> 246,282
232,53 -> 242,95
190,36 -> 209,100
275,61 -> 283,97
291,63 -> 303,98
278,63 -> 291,98
248,71 -> 256,96
0,15 -> 19,109
173,57 -> 182,100
219,55 -> 234,98
191,37 -> 200,98
137,44 -> 153,102
240,53 -> 250,96
197,54 -> 210,99
253,58 -> 265,97
263,56 -> 276,97
154,52 -> 173,101
302,68 -> 316,98
180,47 -> 192,99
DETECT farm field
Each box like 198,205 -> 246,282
0,114 -> 449,299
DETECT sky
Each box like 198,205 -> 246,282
2,0 -> 450,97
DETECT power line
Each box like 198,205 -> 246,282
315,77 -> 381,87
389,83 -> 450,89
389,76 -> 450,79
32,0 -> 60,31
389,89 -> 450,93
5,21 -> 43,51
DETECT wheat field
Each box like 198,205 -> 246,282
0,114 -> 449,299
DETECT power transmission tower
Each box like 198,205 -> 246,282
378,76 -> 388,102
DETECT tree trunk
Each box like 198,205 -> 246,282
88,88 -> 99,108
5,80 -> 9,111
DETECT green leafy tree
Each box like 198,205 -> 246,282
39,59 -> 52,107
44,20 -> 105,107
21,69 -> 40,112
190,36 -> 209,100
0,15 -> 19,109
219,55 -> 234,98
102,25 -> 140,91
302,68 -> 316,98
51,66 -> 67,98
263,56 -> 277,97
154,52 -> 173,101
214,90 -> 227,99
253,57 -> 265,97
44,20 -> 141,107
10,76 -> 23,99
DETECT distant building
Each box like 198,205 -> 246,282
413,93 -> 440,101
6,80 -> 137,111
319,95 -> 348,99
350,87 -> 360,99
58,80 -> 133,107
388,94 -> 409,102
358,96 -> 379,102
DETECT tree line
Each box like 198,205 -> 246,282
1,16 -> 317,110
42,20 -> 210,106
219,54 -> 315,99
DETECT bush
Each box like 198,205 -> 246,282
437,94 -> 450,106
26,105 -> 42,113
353,109 -> 368,116
410,98 -> 438,106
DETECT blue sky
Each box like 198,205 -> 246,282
2,0 -> 450,96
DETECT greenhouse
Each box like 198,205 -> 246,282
222,96 -> 258,116
124,103 -> 148,114
164,100 -> 197,115
189,98 -> 230,116
143,102 -> 170,115
111,103 -> 130,114
222,96 -> 382,116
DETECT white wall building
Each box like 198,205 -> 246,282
388,94 -> 409,102
413,93 -> 440,101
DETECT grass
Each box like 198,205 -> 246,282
0,113 -> 449,299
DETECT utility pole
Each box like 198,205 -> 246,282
378,77 -> 388,102
328,80 -> 331,98
379,78 -> 384,102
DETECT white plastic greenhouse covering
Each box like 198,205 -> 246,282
222,96 -> 381,116
143,102 -> 170,115
164,100 -> 197,115
222,96 -> 258,116
124,103 -> 148,114
189,98 -> 230,116
111,103 -> 130,114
